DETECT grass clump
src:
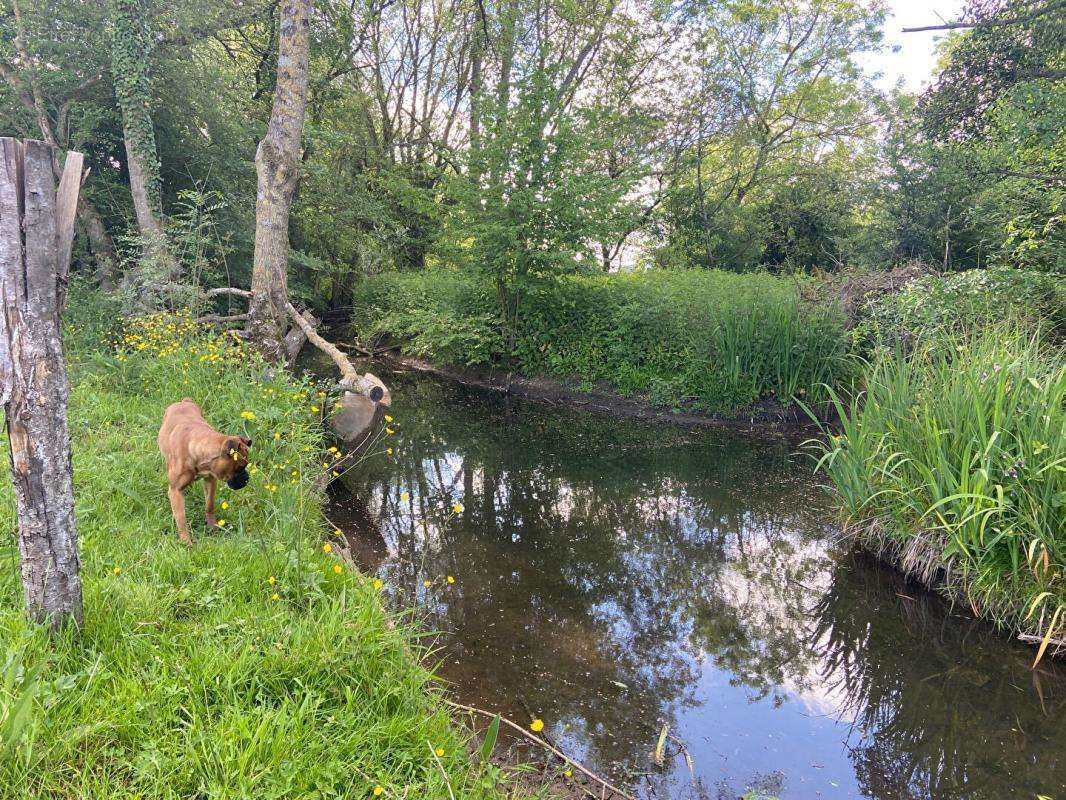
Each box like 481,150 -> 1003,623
0,295 -> 520,799
353,268 -> 850,413
812,325 -> 1065,657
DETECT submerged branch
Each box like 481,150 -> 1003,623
443,699 -> 636,800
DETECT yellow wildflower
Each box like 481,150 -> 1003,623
113,566 -> 122,575
271,592 -> 280,601
240,410 -> 256,420
322,543 -> 333,554
220,501 -> 229,510
373,787 -> 383,797
268,576 -> 276,585
530,719 -> 544,733
451,502 -> 464,514
373,578 -> 383,591
435,747 -> 445,758
386,448 -> 393,456
311,405 -> 320,413
400,491 -> 410,501
563,768 -> 572,778
384,414 -> 393,423
385,428 -> 395,435
217,519 -> 226,528
447,575 -> 455,584
333,564 -> 343,574
423,579 -> 432,588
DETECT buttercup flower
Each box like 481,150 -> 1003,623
435,747 -> 445,758
373,787 -> 383,796
220,501 -> 229,510
451,502 -> 464,514
400,491 -> 410,501
530,719 -> 544,733
268,575 -> 276,585
271,592 -> 280,601
240,410 -> 256,420
373,578 -> 383,591
333,564 -> 343,574
383,414 -> 393,423
447,575 -> 455,584
322,543 -> 333,554
113,566 -> 122,575
423,579 -> 432,588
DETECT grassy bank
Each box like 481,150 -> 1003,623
0,296 -> 520,798
813,325 -> 1065,659
352,268 -> 850,414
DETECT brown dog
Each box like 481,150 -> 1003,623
157,399 -> 251,544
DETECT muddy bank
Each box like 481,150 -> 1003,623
370,352 -> 830,439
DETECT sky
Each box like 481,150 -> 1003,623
858,0 -> 968,91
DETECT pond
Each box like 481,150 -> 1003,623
329,371 -> 1066,800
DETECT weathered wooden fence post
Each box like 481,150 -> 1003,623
0,138 -> 84,630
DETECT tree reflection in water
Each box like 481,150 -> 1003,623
333,374 -> 1066,800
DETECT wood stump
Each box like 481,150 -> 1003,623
0,138 -> 84,630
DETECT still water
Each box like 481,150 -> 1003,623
331,372 -> 1066,800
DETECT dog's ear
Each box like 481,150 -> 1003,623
223,437 -> 242,460
240,436 -> 252,448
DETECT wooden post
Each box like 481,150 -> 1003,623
0,138 -> 84,630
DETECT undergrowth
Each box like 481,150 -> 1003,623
0,290 -> 531,799
352,268 -> 850,413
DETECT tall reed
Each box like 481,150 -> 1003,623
812,326 -> 1065,660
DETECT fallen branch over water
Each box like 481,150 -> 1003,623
443,699 -> 636,800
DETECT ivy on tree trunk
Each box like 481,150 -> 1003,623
111,0 -> 171,269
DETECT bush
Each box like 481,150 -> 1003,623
352,268 -> 851,413
852,267 -> 1065,350
812,326 -> 1066,658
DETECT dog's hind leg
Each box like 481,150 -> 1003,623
204,476 -> 217,528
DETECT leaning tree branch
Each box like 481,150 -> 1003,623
201,287 -> 389,403
903,0 -> 1066,31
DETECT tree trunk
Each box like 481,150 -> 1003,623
112,0 -> 175,280
246,0 -> 312,361
0,138 -> 84,630
77,197 -> 120,290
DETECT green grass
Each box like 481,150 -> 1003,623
352,267 -> 850,413
0,295 -> 528,799
811,325 -> 1066,659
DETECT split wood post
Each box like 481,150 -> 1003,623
0,138 -> 84,630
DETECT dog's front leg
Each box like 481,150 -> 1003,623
204,476 -> 218,528
167,469 -> 194,545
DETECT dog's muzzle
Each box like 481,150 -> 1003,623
227,468 -> 249,490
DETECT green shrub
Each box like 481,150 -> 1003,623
812,326 -> 1066,658
352,268 -> 851,413
853,267 -> 1065,350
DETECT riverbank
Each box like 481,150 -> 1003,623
0,295 -> 527,799
376,353 -> 822,436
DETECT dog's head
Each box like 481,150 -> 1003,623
216,436 -> 252,490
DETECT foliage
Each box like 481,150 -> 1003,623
0,289 -> 525,799
353,268 -> 851,412
852,267 -> 1066,350
811,326 -> 1066,655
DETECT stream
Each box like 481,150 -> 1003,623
328,369 -> 1066,800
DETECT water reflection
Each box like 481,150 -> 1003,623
333,373 -> 1066,800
